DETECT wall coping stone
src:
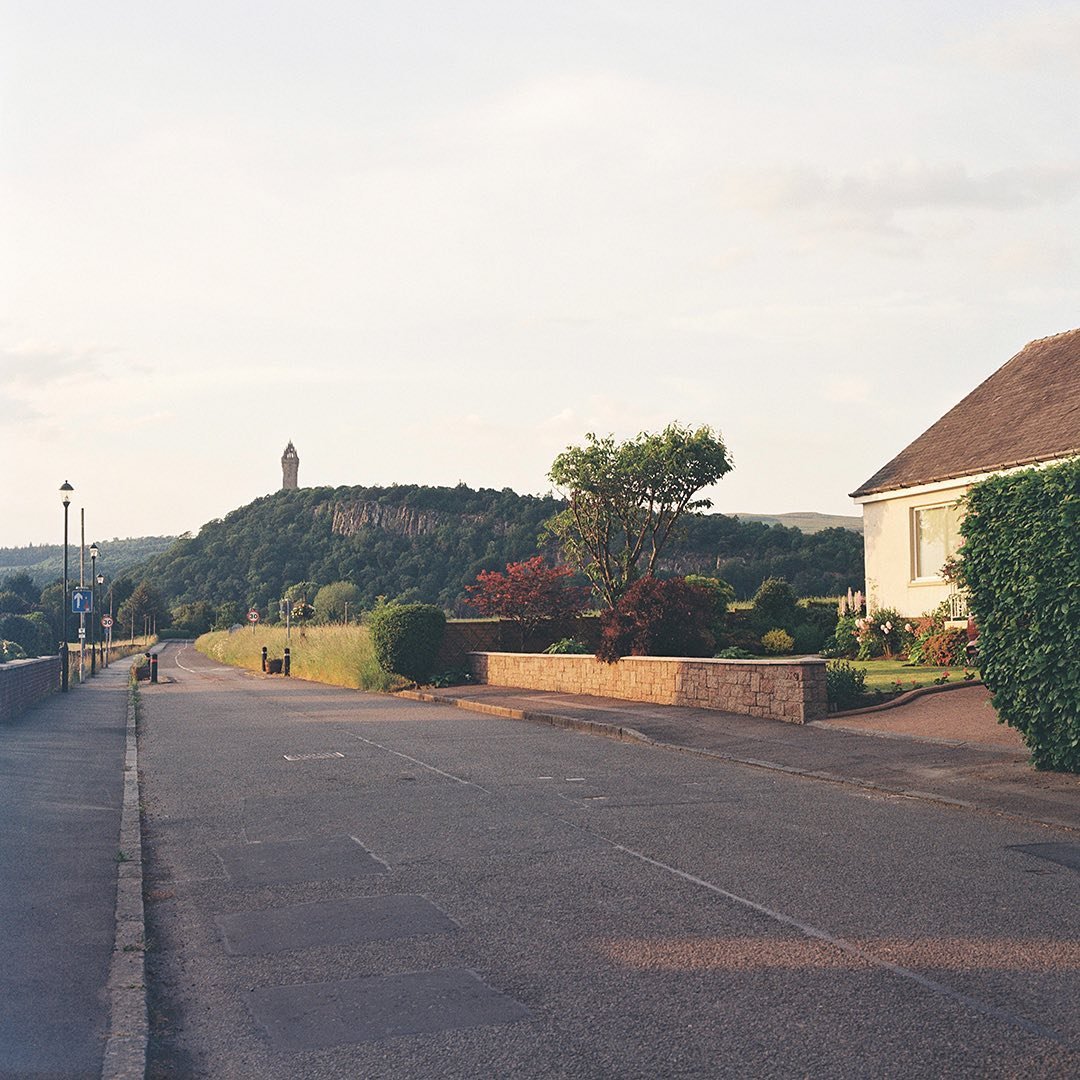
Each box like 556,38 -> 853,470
469,651 -> 827,668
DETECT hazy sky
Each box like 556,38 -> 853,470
3,2 -> 1078,548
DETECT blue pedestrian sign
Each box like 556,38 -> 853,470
71,588 -> 93,614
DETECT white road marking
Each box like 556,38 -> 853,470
577,825 -> 1068,1047
346,733 -> 491,794
173,645 -> 236,675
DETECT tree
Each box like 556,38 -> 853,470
546,423 -> 733,608
595,576 -> 716,662
465,557 -> 589,650
313,581 -> 361,624
117,580 -> 169,635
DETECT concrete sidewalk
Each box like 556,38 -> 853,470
402,683 -> 1080,833
0,661 -> 131,1078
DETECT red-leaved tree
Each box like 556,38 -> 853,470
466,557 -> 589,650
596,576 -> 716,663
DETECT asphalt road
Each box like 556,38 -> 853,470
140,642 -> 1080,1078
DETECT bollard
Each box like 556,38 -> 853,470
261,646 -> 268,672
283,647 -> 290,677
149,653 -> 158,684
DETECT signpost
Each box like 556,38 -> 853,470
71,588 -> 93,614
247,609 -> 259,634
102,615 -> 114,663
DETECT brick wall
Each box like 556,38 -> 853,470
0,657 -> 61,723
467,652 -> 828,724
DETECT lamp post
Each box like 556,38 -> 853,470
97,572 -> 106,667
89,543 -> 99,675
60,482 -> 73,691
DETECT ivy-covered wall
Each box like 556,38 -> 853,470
961,458 -> 1080,772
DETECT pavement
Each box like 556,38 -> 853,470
401,682 -> 1080,833
0,658 -> 132,1080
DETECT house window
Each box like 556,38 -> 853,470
912,502 -> 962,581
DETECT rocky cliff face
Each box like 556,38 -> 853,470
317,501 -> 489,539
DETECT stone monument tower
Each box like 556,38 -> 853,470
281,441 -> 299,489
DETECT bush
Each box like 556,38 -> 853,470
791,622 -> 826,655
715,646 -> 755,659
368,603 -> 446,684
820,615 -> 859,659
1,639 -> 28,662
543,637 -> 590,654
853,607 -> 905,659
826,660 -> 867,712
751,577 -> 798,633
0,612 -> 52,657
596,577 -> 715,663
960,459 -> 1080,772
761,628 -> 795,655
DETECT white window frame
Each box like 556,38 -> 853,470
910,501 -> 963,583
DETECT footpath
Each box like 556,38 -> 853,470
0,659 -> 135,1080
402,683 -> 1080,833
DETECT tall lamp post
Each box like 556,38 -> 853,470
89,543 -> 99,675
97,571 -> 106,668
60,482 -> 74,691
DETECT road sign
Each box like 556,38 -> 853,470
101,615 -> 114,629
78,626 -> 86,640
247,610 -> 260,623
71,588 -> 93,613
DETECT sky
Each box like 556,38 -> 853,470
3,1 -> 1079,548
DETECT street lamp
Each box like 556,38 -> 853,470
60,482 -> 74,692
89,543 -> 99,675
97,572 -> 106,668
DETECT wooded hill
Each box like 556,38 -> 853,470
0,536 -> 177,586
136,483 -> 863,613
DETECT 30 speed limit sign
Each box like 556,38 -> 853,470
247,610 -> 260,623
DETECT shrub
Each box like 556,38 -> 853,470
684,574 -> 735,641
715,646 -> 755,659
543,637 -> 590,654
960,458 -> 1080,772
368,603 -> 446,684
820,615 -> 859,659
826,660 -> 867,712
0,612 -> 52,657
751,577 -> 798,633
853,607 -> 905,659
791,622 -> 826,655
1,639 -> 28,662
596,577 -> 715,663
761,628 -> 795,655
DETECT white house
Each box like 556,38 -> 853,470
850,329 -> 1080,618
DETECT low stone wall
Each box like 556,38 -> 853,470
467,652 -> 828,723
0,656 -> 61,723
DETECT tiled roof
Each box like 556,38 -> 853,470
851,329 -> 1080,498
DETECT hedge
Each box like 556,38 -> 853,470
368,603 -> 446,684
960,458 -> 1080,772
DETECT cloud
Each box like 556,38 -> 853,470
949,9 -> 1080,71
0,340 -> 108,383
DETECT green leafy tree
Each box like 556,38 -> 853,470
117,580 -> 169,634
214,600 -> 246,630
313,581 -> 362,623
546,423 -> 733,608
170,600 -> 215,636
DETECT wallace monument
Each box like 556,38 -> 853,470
281,441 -> 299,490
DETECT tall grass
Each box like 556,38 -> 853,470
196,625 -> 399,692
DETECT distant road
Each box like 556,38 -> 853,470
138,642 -> 1078,1078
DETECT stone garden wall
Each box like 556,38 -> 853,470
467,652 -> 828,724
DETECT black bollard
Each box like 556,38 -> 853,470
261,646 -> 268,672
149,653 -> 158,684
283,647 -> 290,677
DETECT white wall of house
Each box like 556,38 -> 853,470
856,480 -> 970,618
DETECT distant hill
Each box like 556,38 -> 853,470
0,536 -> 178,586
732,512 -> 862,535
133,484 -> 864,611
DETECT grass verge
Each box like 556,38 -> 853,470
196,625 -> 400,692
852,658 -> 979,692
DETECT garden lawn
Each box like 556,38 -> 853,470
853,658 -> 978,692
